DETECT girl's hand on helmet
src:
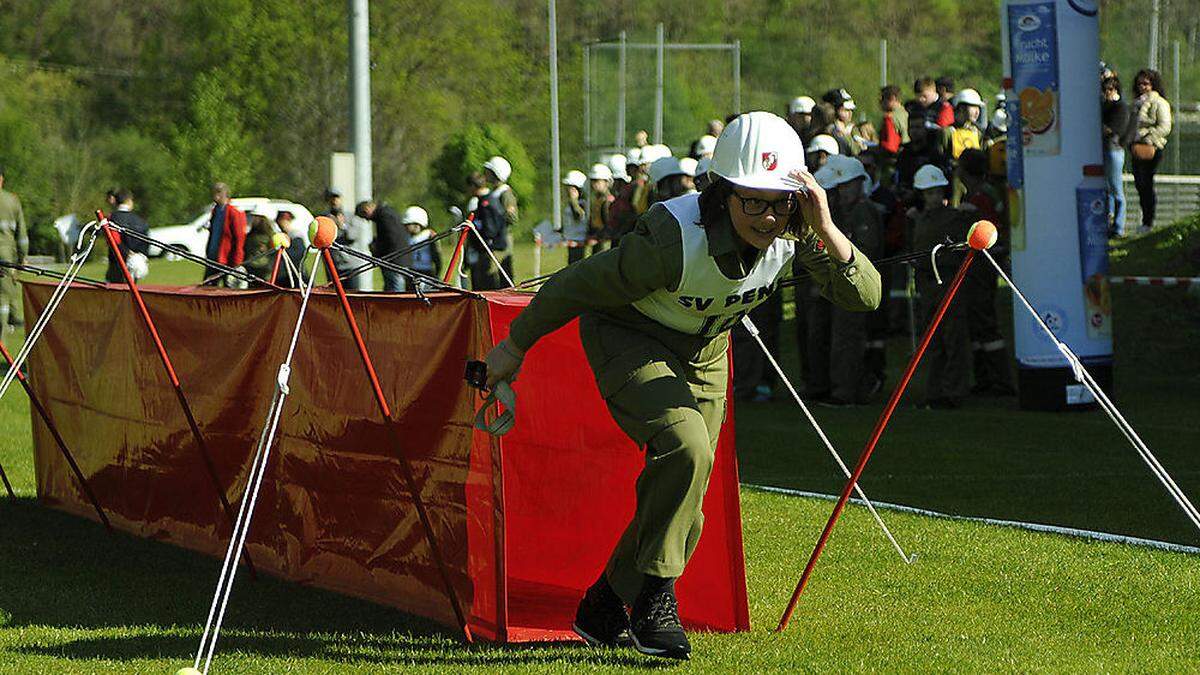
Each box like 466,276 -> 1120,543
483,337 -> 525,388
788,169 -> 834,233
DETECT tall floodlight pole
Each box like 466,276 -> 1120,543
350,0 -> 372,203
1149,0 -> 1160,70
655,23 -> 664,144
733,40 -> 742,113
1172,40 -> 1181,221
549,0 -> 562,232
583,43 -> 591,160
617,31 -> 627,150
880,39 -> 888,87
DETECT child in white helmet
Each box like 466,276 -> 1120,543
561,170 -> 589,264
482,112 -> 881,660
910,164 -> 975,409
402,206 -> 442,290
588,163 -> 615,251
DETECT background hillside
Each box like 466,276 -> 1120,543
0,0 -> 1196,246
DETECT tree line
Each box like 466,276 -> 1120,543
0,0 -> 1194,253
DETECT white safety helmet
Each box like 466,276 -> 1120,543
126,252 -> 149,281
649,156 -> 684,184
562,170 -> 587,189
604,154 -> 629,180
816,155 -> 868,189
913,164 -> 950,190
952,88 -> 984,108
806,134 -> 841,157
640,144 -> 672,165
788,96 -> 816,115
678,157 -> 699,178
710,111 -> 806,192
625,147 -> 642,166
483,155 -> 512,182
402,206 -> 429,226
694,134 -> 718,157
588,163 -> 614,182
990,108 -> 1008,132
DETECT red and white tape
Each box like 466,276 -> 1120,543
1107,275 -> 1200,289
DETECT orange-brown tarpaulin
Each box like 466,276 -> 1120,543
22,281 -> 749,641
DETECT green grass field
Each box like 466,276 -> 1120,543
1,220 -> 1198,672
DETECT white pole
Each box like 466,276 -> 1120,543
655,22 -> 664,145
617,31 -> 627,149
880,39 -> 888,88
740,317 -> 915,564
1173,40 -> 1181,222
1149,0 -> 1160,70
733,40 -> 742,113
349,0 -> 372,203
548,0 -> 562,233
583,43 -> 590,161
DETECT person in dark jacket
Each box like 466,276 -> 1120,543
356,200 -> 412,292
1101,76 -> 1130,237
105,188 -> 151,283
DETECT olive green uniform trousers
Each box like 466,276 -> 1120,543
579,313 -> 728,605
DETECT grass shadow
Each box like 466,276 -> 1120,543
0,498 -> 666,668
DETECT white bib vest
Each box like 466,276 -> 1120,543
632,193 -> 794,337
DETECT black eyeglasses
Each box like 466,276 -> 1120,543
730,191 -> 798,216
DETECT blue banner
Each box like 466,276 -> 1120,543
1076,181 -> 1111,338
1008,2 -> 1061,156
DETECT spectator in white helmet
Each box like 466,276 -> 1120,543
561,170 -> 589,264
468,155 -> 517,289
787,95 -> 818,145
403,206 -> 442,290
589,163 -> 616,251
942,87 -> 985,163
806,134 -> 840,169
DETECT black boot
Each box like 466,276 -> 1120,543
573,573 -> 632,648
630,576 -> 690,660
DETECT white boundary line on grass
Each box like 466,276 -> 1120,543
743,483 -> 1200,556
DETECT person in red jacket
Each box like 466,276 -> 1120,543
934,76 -> 957,128
203,182 -> 247,283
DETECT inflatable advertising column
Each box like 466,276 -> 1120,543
1001,0 -> 1113,411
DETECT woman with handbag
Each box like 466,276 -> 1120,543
1127,69 -> 1173,233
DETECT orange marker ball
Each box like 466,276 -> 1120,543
309,215 -> 337,249
967,220 -> 998,251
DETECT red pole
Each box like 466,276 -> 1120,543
268,248 -> 284,286
0,340 -> 113,531
97,211 -> 257,578
776,250 -> 977,632
320,247 -> 474,643
442,214 -> 474,285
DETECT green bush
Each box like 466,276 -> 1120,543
429,123 -> 537,235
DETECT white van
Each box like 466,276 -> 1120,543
148,198 -> 315,258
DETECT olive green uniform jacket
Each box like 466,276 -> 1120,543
507,202 -> 881,603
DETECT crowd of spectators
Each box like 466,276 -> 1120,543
3,64 -> 1173,409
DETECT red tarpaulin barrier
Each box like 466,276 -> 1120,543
22,282 -> 750,641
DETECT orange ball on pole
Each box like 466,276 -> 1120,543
967,220 -> 998,251
309,215 -> 338,249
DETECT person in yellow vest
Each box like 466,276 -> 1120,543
942,88 -> 985,163
481,112 -> 880,659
